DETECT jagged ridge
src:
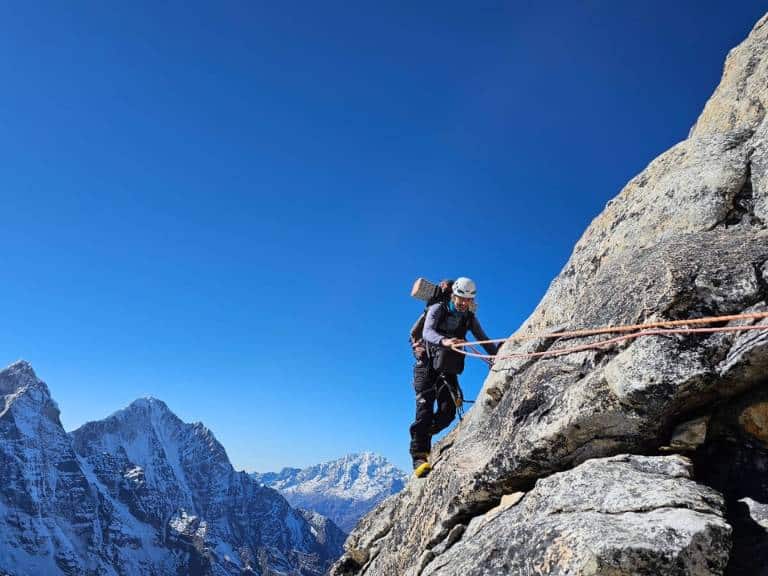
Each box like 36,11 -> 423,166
0,361 -> 344,576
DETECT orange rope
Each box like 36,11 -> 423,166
452,311 -> 768,361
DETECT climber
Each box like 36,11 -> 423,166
409,277 -> 498,478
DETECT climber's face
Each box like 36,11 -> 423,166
452,295 -> 473,313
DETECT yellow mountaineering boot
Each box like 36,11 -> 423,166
412,452 -> 431,478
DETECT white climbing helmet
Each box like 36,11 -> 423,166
452,277 -> 477,299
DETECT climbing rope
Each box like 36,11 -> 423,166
465,342 -> 494,368
451,311 -> 768,362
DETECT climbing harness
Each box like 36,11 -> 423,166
450,311 -> 768,362
436,374 -> 474,420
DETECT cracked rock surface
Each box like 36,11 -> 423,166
333,12 -> 768,576
422,455 -> 730,576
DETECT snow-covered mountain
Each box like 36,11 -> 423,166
0,360 -> 344,576
252,453 -> 407,533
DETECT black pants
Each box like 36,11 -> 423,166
409,359 -> 458,457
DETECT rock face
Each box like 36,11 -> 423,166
333,12 -> 768,576
253,453 -> 407,533
298,508 -> 349,555
422,455 -> 730,576
0,361 -> 344,576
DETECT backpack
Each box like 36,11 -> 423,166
409,279 -> 454,349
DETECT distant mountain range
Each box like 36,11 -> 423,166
0,360 -> 345,576
252,452 -> 407,533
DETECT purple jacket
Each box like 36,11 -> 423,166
422,302 -> 499,356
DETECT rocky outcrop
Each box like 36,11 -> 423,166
421,455 -> 730,576
299,508 -> 349,555
333,12 -> 768,576
253,452 -> 407,533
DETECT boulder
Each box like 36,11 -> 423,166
422,455 -> 730,576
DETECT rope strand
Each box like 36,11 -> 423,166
451,311 -> 768,361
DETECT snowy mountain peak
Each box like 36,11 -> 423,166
1,359 -> 42,394
69,394 -> 344,573
253,452 -> 407,532
1,363 -> 343,575
104,396 -> 200,439
73,396 -> 232,479
125,395 -> 175,416
4,358 -> 36,375
259,452 -> 407,498
1,360 -> 59,422
342,451 -> 391,469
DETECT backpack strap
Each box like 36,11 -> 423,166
425,303 -> 448,359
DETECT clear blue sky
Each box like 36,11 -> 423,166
2,1 -> 765,472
